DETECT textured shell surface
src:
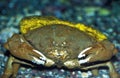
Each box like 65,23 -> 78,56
24,24 -> 97,65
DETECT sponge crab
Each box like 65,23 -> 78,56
2,16 -> 119,78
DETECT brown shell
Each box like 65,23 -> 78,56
24,25 -> 97,64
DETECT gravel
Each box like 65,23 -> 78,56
0,0 -> 120,78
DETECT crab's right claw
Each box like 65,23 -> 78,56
21,44 -> 55,66
12,41 -> 47,65
29,49 -> 46,65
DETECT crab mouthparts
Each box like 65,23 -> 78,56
55,60 -> 64,68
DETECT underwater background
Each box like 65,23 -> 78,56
0,0 -> 120,78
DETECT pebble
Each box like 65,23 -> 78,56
81,72 -> 89,78
0,0 -> 120,78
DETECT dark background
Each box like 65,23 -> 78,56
0,0 -> 120,78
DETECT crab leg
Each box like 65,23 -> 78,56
1,56 -> 20,78
81,61 -> 120,78
106,61 -> 120,78
2,55 -> 35,78
81,62 -> 107,70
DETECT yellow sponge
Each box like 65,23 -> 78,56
20,16 -> 107,41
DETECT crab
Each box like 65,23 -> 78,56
2,16 -> 120,78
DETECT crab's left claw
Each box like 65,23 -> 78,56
78,40 -> 117,64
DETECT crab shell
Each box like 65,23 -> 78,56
24,24 -> 97,67
2,16 -> 119,78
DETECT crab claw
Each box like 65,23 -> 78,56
12,42 -> 47,65
31,49 -> 46,65
78,42 -> 115,64
78,47 -> 92,64
32,49 -> 55,66
18,37 -> 47,65
4,34 -> 47,65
